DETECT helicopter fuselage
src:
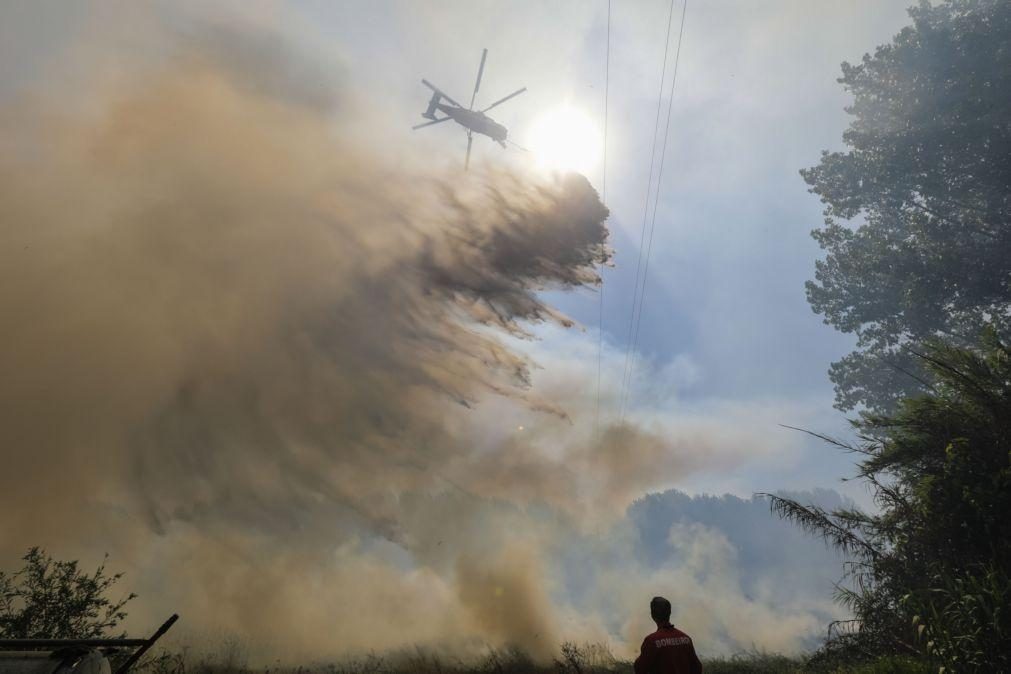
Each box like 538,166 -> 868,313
435,104 -> 508,145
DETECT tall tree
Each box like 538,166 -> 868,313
802,0 -> 1011,413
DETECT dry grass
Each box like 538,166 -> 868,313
134,641 -> 932,674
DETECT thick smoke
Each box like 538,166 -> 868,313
0,15 -> 613,659
0,10 -> 843,662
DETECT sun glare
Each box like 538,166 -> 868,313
526,105 -> 600,176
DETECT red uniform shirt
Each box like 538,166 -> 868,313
633,624 -> 702,674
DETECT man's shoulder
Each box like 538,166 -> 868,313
647,626 -> 692,638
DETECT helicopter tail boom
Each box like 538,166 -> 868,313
421,79 -> 463,109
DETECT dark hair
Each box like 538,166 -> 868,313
650,596 -> 672,622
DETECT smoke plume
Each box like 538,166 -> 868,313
0,12 -> 612,657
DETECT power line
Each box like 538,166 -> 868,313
617,0 -> 678,423
620,0 -> 687,422
594,0 -> 611,440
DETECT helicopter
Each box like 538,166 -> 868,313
413,49 -> 526,169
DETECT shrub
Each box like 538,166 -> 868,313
0,547 -> 135,639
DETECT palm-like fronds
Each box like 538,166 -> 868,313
769,330 -> 1011,670
760,494 -> 880,558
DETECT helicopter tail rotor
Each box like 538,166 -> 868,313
421,79 -> 464,109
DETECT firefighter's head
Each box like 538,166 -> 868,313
650,596 -> 672,625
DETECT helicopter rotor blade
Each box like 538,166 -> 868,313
481,87 -> 527,113
421,79 -> 464,109
469,48 -> 488,110
465,131 -> 473,171
412,117 -> 451,130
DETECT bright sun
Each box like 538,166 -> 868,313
526,105 -> 600,176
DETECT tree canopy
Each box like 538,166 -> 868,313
802,0 -> 1011,413
767,332 -> 1011,671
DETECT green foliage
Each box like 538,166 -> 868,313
801,0 -> 1011,413
906,564 -> 1011,672
0,547 -> 135,639
766,332 -> 1011,671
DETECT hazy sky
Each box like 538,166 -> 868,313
285,0 -> 915,500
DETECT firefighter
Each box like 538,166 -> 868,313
632,596 -> 702,674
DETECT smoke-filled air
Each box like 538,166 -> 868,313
4,1 -> 1008,672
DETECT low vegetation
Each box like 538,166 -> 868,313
130,642 -> 939,674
